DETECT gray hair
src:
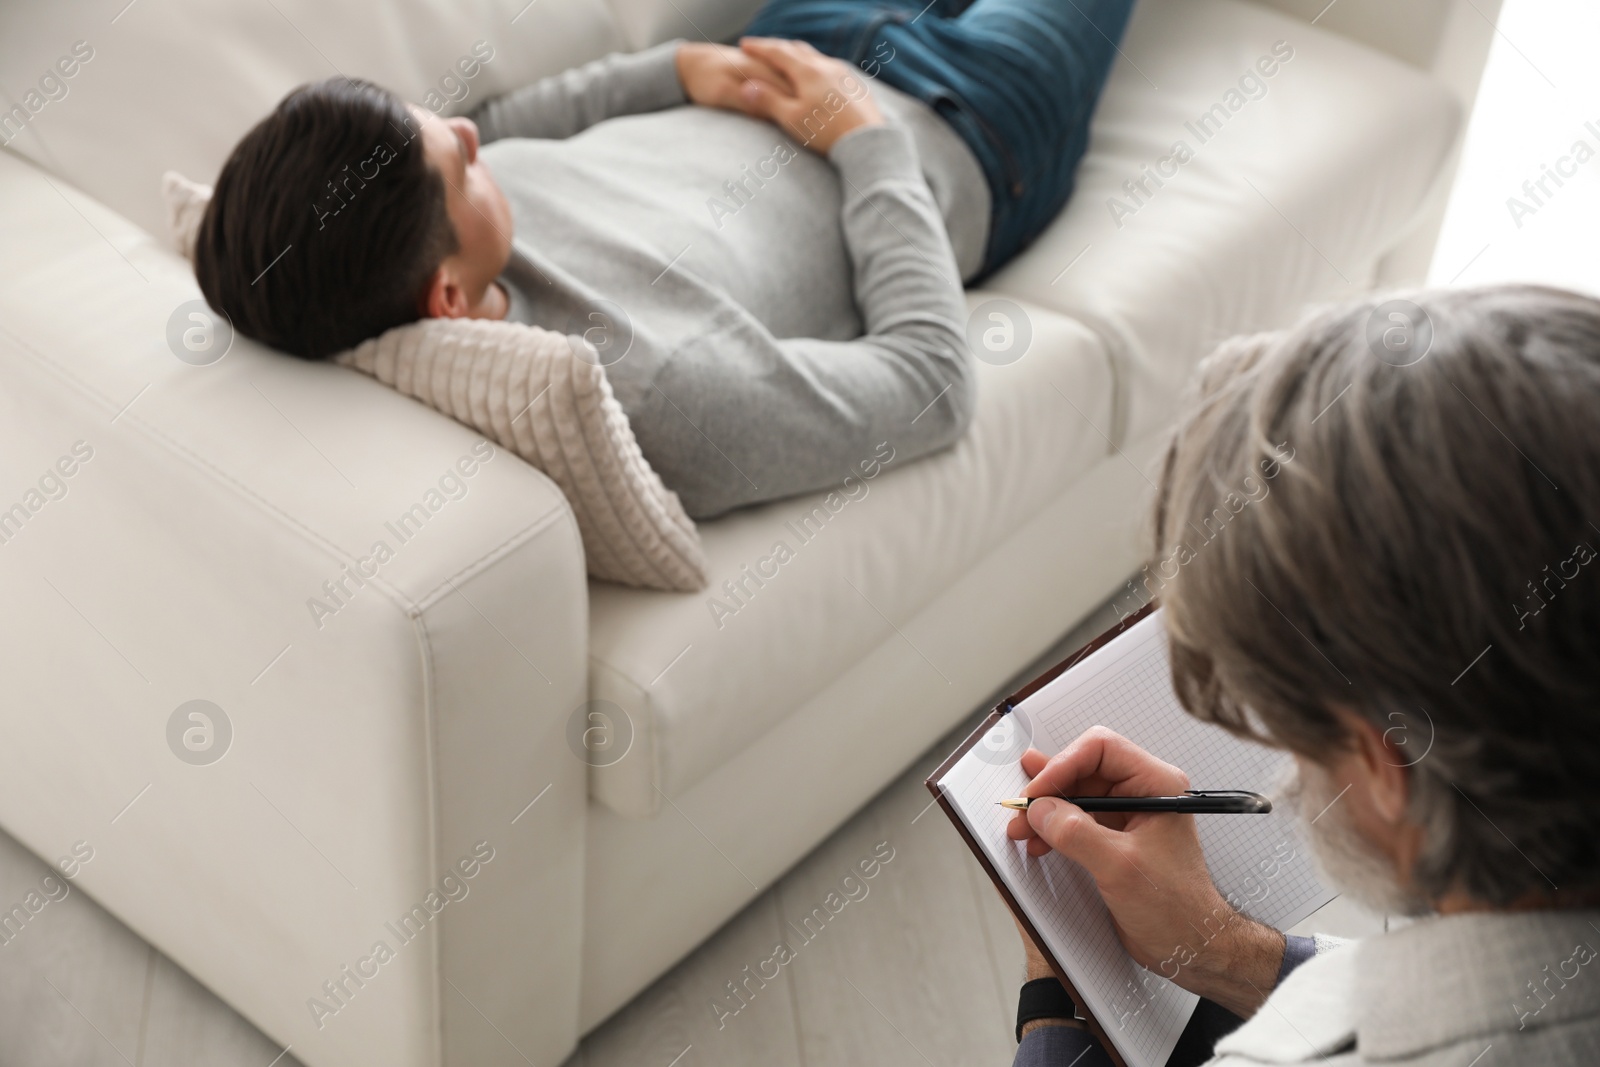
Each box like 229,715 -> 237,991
1153,284 -> 1600,906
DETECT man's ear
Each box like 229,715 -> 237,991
1338,709 -> 1410,825
421,261 -> 469,319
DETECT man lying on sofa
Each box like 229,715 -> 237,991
193,0 -> 1135,518
1000,285 -> 1600,1066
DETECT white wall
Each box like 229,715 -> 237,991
1427,0 -> 1600,295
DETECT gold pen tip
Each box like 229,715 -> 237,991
997,798 -> 1031,810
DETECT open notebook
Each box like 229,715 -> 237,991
928,608 -> 1336,1067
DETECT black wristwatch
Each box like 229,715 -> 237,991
1016,977 -> 1077,1041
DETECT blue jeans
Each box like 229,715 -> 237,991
744,0 -> 1136,278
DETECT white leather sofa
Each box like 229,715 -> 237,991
0,0 -> 1487,1064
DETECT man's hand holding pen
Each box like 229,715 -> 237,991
1005,726 -> 1288,1018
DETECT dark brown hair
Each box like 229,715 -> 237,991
1153,285 -> 1600,905
195,77 -> 457,359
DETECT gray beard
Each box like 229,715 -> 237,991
1281,762 -> 1432,917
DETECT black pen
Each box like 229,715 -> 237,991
997,790 -> 1272,814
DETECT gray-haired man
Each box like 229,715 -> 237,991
1004,285 -> 1600,1066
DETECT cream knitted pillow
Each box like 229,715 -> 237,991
163,171 -> 212,260
338,319 -> 706,590
162,172 -> 707,592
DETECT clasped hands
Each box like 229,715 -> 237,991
675,38 -> 884,155
1005,726 -> 1288,1020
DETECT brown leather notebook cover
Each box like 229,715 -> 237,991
925,603 -> 1155,1067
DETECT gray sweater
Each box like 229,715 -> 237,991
471,42 -> 990,518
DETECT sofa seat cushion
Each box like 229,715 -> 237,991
989,0 -> 1461,445
586,296 -> 1114,817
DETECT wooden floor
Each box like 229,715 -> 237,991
0,596 -> 1385,1067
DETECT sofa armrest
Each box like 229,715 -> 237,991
0,152 -> 589,1067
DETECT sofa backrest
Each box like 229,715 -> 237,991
1249,0 -> 1502,282
0,0 -> 750,242
1252,0 -> 1455,70
1,0 -> 1490,252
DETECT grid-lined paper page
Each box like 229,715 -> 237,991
940,611 -> 1336,1067
944,752 -> 1198,1067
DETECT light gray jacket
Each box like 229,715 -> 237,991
1016,910 -> 1600,1066
1213,909 -> 1600,1066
